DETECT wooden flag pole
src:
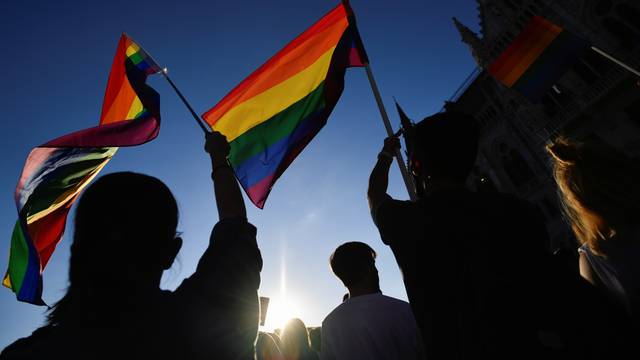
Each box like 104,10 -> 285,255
591,46 -> 640,78
161,68 -> 210,134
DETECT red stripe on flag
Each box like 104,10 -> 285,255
489,16 -> 550,81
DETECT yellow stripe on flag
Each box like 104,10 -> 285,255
212,47 -> 336,142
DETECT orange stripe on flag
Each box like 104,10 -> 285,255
202,4 -> 348,127
489,16 -> 548,81
501,23 -> 561,87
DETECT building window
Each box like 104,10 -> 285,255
498,142 -> 535,188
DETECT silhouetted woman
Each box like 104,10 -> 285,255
1,132 -> 262,359
280,318 -> 319,360
548,137 -> 640,318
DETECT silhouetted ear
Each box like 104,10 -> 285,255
162,236 -> 182,270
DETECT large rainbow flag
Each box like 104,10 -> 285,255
488,16 -> 588,101
4,34 -> 162,304
202,3 -> 367,208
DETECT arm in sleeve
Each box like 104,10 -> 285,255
177,218 -> 263,359
371,194 -> 416,247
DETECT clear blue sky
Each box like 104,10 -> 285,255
0,0 -> 479,347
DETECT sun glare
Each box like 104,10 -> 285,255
262,294 -> 303,332
261,249 -> 306,331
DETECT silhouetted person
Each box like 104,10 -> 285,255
321,242 -> 423,360
307,327 -> 321,354
280,318 -> 318,360
368,112 -> 570,359
257,332 -> 285,360
548,137 -> 640,347
1,132 -> 262,360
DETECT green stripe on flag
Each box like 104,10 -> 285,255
7,220 -> 29,293
229,82 -> 326,167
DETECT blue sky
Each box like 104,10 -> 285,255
0,0 -> 479,347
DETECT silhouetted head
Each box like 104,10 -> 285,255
280,318 -> 313,360
48,172 -> 181,324
409,111 -> 478,185
547,137 -> 640,255
256,332 -> 284,360
330,242 -> 379,293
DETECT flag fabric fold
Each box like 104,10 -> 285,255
4,34 -> 162,304
488,16 -> 588,101
202,3 -> 366,208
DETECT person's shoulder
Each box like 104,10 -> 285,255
378,295 -> 413,310
1,326 -> 58,359
379,294 -> 410,304
322,302 -> 348,326
375,196 -> 421,223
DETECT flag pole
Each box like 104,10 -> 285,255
364,65 -> 417,201
590,46 -> 640,78
160,68 -> 210,134
121,34 -> 209,134
341,0 -> 417,200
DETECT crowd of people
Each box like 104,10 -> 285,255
2,112 -> 639,359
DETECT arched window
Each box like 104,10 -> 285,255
498,142 -> 535,188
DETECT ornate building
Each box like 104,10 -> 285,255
449,0 -> 640,250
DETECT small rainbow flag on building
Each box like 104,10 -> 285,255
202,3 -> 367,208
4,34 -> 162,304
488,16 -> 588,101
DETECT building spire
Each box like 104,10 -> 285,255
453,17 -> 489,68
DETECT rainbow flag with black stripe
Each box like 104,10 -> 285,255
202,3 -> 366,208
488,16 -> 588,101
4,34 -> 162,304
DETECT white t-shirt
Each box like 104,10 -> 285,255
320,293 -> 423,360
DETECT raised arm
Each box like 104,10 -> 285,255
205,131 -> 247,220
368,136 -> 400,211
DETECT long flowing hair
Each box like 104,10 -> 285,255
547,137 -> 640,255
47,172 -> 179,325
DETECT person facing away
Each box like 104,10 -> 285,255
1,131 -> 262,360
256,332 -> 285,360
548,137 -> 640,321
280,318 -> 318,360
320,242 -> 423,360
367,112 -> 570,359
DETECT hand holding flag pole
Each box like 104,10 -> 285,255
342,0 -> 417,201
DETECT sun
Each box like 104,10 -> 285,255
262,294 -> 303,332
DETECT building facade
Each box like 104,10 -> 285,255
450,0 -> 640,250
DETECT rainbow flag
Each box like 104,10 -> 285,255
4,34 -> 162,304
488,16 -> 588,101
202,3 -> 367,208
